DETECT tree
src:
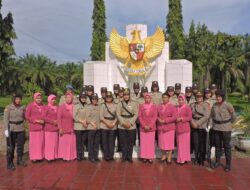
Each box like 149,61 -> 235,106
242,34 -> 250,101
90,0 -> 106,61
0,0 -> 17,96
166,0 -> 185,59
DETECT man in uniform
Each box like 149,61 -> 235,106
131,82 -> 140,103
4,94 -> 27,170
210,84 -> 218,104
86,85 -> 94,105
166,86 -> 178,106
190,92 -> 210,166
59,84 -> 78,105
138,86 -> 148,105
174,83 -> 182,98
116,88 -> 138,163
192,83 -> 199,97
209,90 -> 236,172
150,81 -> 162,105
185,86 -> 195,105
113,84 -> 120,104
118,87 -> 124,102
99,87 -> 107,105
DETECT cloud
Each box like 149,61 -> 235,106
2,0 -> 250,62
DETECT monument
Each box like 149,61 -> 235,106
84,24 -> 192,94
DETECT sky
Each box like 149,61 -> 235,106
2,0 -> 250,63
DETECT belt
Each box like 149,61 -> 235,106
9,120 -> 24,125
192,116 -> 202,120
104,116 -> 115,121
213,119 -> 231,124
121,114 -> 134,118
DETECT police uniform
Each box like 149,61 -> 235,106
185,86 -> 196,105
118,87 -> 124,102
116,88 -> 138,163
86,85 -> 94,105
209,90 -> 236,172
4,94 -> 26,170
190,92 -> 210,165
150,81 -> 162,105
100,91 -> 117,161
167,86 -> 178,106
113,84 -> 120,104
210,84 -> 217,104
86,93 -> 101,163
130,82 -> 141,103
73,91 -> 88,161
99,87 -> 107,105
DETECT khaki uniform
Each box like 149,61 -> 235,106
59,95 -> 79,105
130,92 -> 140,104
86,96 -> 92,105
209,102 -> 237,131
86,105 -> 101,130
113,94 -> 120,104
116,101 -> 138,130
191,102 -> 210,129
186,96 -> 196,105
150,92 -> 162,105
100,103 -> 117,130
73,104 -> 87,131
211,94 -> 217,104
169,95 -> 178,106
4,104 -> 26,132
98,98 -> 105,105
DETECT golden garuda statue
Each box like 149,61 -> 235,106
110,26 -> 165,76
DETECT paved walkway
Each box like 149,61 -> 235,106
0,156 -> 249,190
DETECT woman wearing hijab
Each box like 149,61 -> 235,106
25,92 -> 44,162
42,94 -> 58,163
176,94 -> 192,165
157,93 -> 177,164
57,93 -> 77,161
138,93 -> 157,163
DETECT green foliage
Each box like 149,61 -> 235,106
166,0 -> 185,59
90,0 -> 106,61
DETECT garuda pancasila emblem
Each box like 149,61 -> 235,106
110,27 -> 165,76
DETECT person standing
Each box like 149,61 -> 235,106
118,87 -> 124,102
42,94 -> 58,163
59,84 -> 78,105
157,93 -> 177,164
138,93 -> 157,163
86,93 -> 101,163
99,87 -> 107,105
210,84 -> 218,104
117,88 -> 138,163
174,83 -> 182,98
57,93 -> 77,161
209,90 -> 236,172
150,81 -> 162,105
176,94 -> 192,164
100,91 -> 117,161
185,87 -> 195,105
113,84 -> 120,104
73,91 -> 88,161
4,94 -> 26,170
190,92 -> 210,166
86,85 -> 94,105
166,86 -> 178,106
25,92 -> 44,163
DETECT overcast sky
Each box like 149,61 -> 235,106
2,0 -> 250,63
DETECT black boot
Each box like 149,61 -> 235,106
7,160 -> 16,171
17,156 -> 27,167
224,159 -> 231,172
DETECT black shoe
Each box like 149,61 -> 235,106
77,157 -> 82,162
47,160 -> 52,163
159,158 -> 167,163
127,159 -> 133,163
89,158 -> 96,163
7,162 -> 16,171
17,156 -> 27,167
142,159 -> 147,163
199,161 -> 204,166
166,160 -> 172,165
121,159 -> 126,163
95,158 -> 100,162
193,159 -> 199,165
224,165 -> 231,172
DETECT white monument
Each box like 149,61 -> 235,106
84,24 -> 192,94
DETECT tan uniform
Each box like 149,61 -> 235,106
169,95 -> 178,106
4,104 -> 26,132
116,101 -> 138,130
100,103 -> 117,130
98,98 -> 105,105
59,95 -> 79,105
113,94 -> 120,104
130,92 -> 140,104
86,105 -> 101,130
73,104 -> 87,131
211,94 -> 217,104
209,102 -> 237,131
86,96 -> 92,105
186,95 -> 196,105
150,92 -> 162,105
191,102 -> 210,129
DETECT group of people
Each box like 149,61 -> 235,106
3,81 -> 236,172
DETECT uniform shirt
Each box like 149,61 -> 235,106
98,98 -> 105,105
186,96 -> 196,105
86,96 -> 92,105
169,95 -> 178,106
113,94 -> 120,104
100,103 -> 117,130
209,101 -> 237,132
150,92 -> 163,105
59,95 -> 79,105
73,104 -> 87,131
130,92 -> 140,104
86,104 -> 100,130
190,102 -> 210,129
4,104 -> 25,132
116,100 -> 138,130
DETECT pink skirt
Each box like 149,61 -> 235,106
29,131 -> 44,160
44,132 -> 59,161
158,130 -> 175,151
140,130 -> 155,159
177,131 -> 191,163
58,133 -> 77,161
